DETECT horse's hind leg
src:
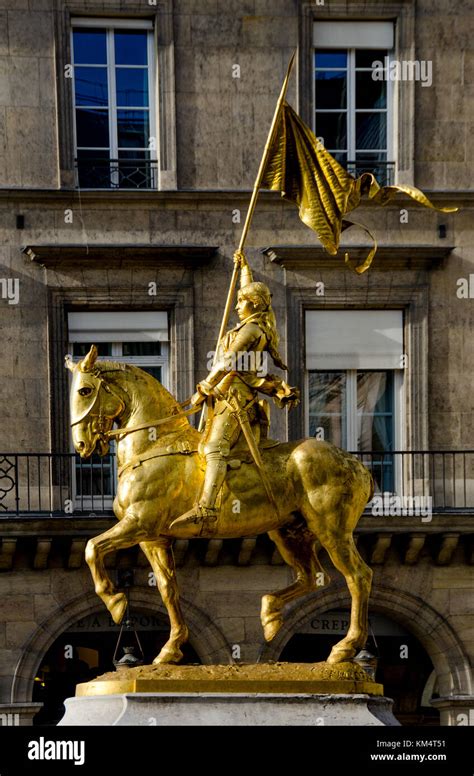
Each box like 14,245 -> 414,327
85,515 -> 147,624
319,529 -> 372,664
140,539 -> 189,665
261,521 -> 323,642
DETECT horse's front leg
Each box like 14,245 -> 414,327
85,515 -> 146,624
140,539 -> 189,664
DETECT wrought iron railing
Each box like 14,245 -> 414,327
75,157 -> 158,189
0,454 -> 116,516
347,160 -> 395,186
0,451 -> 473,518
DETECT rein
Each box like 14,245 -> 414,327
105,401 -> 201,440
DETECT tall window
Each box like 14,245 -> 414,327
306,310 -> 404,493
72,19 -> 157,189
68,312 -> 169,511
314,21 -> 395,184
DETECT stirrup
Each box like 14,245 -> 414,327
170,504 -> 218,529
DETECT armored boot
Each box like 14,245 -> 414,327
170,451 -> 227,530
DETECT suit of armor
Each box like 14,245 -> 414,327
171,256 -> 299,530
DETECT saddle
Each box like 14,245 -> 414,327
227,437 -> 280,469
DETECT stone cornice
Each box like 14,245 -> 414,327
262,244 -> 455,270
0,188 -> 472,207
23,244 -> 218,268
0,513 -> 472,536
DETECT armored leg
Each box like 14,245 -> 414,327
170,407 -> 239,530
199,451 -> 228,511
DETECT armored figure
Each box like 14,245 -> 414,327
171,251 -> 299,530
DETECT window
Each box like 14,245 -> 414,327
314,21 -> 395,185
68,312 -> 169,510
305,310 -> 404,493
72,19 -> 157,189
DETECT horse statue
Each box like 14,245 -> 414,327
66,344 -> 374,666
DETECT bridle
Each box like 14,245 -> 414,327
70,368 -> 201,442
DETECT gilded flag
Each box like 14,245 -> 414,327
260,102 -> 457,273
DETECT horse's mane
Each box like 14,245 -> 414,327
95,359 -> 179,408
95,360 -> 130,374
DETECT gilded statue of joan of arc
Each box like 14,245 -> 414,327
171,251 -> 299,530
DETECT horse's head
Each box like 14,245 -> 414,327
65,345 -> 125,458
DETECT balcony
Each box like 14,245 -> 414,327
0,452 -> 471,569
75,157 -> 158,189
0,451 -> 473,519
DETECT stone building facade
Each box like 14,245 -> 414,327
0,0 -> 472,727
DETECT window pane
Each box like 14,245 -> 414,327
355,50 -> 387,69
76,109 -> 109,147
76,150 -> 111,188
357,371 -> 394,492
356,112 -> 386,150
114,31 -> 148,65
315,50 -> 347,69
73,29 -> 107,65
122,342 -> 161,356
308,372 -> 347,448
141,366 -> 162,382
75,66 -> 108,107
315,71 -> 347,109
72,342 -> 112,357
356,72 -> 386,109
116,68 -> 149,107
315,112 -> 347,150
357,372 -> 393,452
331,151 -> 347,164
75,455 -> 113,497
117,110 -> 149,148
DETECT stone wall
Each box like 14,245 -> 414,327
0,0 -> 472,726
1,545 -> 472,725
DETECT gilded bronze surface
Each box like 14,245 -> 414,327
67,342 -> 374,667
76,662 -> 383,697
66,56 -> 390,672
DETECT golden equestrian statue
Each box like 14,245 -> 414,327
67,53 -> 456,668
67,341 -> 374,666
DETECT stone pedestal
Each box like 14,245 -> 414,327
58,662 -> 400,727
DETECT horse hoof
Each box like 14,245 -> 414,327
153,646 -> 184,665
108,593 -> 127,624
327,645 -> 356,664
263,617 -> 283,642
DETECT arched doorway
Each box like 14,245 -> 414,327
12,588 -> 232,723
279,609 -> 439,726
32,608 -> 201,726
258,584 -> 472,727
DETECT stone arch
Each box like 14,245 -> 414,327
259,583 -> 472,697
11,587 -> 231,703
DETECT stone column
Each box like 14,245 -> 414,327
431,695 -> 474,726
0,703 -> 43,727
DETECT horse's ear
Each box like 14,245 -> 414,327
64,354 -> 75,372
79,344 -> 98,373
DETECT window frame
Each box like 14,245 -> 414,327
305,368 -> 404,453
70,17 -> 157,189
67,331 -> 170,512
313,47 -> 395,170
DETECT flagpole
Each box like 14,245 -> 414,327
214,50 -> 296,353
198,51 -> 296,432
